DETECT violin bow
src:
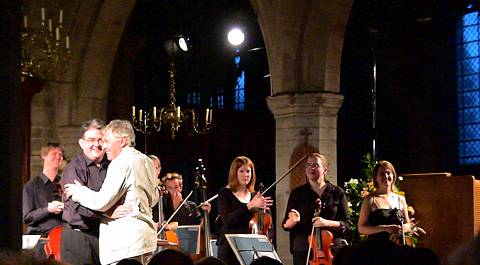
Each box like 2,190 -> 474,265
261,154 -> 308,196
157,190 -> 194,235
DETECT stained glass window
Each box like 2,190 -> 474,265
457,11 -> 480,164
233,55 -> 245,111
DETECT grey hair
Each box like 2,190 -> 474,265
148,154 -> 160,163
80,118 -> 105,138
104,119 -> 136,147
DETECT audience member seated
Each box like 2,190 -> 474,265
445,232 -> 480,265
0,249 -> 66,265
194,256 -> 226,265
117,258 -> 144,265
148,249 -> 193,265
332,239 -> 439,265
250,256 -> 283,265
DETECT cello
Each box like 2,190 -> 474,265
194,158 -> 212,257
307,199 -> 333,265
249,183 -> 273,240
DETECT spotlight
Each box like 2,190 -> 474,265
227,28 -> 245,46
178,37 -> 189,52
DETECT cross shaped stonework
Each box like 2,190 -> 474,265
300,127 -> 311,144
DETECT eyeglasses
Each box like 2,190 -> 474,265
306,163 -> 320,169
83,138 -> 104,145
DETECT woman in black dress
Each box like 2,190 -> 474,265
217,156 -> 273,265
358,160 -> 411,242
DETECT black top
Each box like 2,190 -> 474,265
368,208 -> 404,240
61,153 -> 109,234
282,181 -> 351,252
22,173 -> 63,235
217,187 -> 254,245
162,193 -> 201,225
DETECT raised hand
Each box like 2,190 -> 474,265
248,192 -> 273,210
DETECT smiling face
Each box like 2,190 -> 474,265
42,147 -> 64,170
236,164 -> 252,188
79,128 -> 105,163
101,129 -> 127,161
375,165 -> 396,189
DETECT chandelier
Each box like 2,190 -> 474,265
21,6 -> 71,81
131,57 -> 213,139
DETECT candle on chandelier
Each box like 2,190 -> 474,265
48,19 -> 52,32
176,106 -> 181,118
59,9 -> 63,24
153,107 -> 157,120
41,7 -> 45,21
132,106 -> 136,118
205,109 -> 210,124
56,27 -> 60,40
23,15 -> 28,28
209,108 -> 213,123
66,36 -> 70,49
139,109 -> 143,122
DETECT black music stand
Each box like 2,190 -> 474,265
225,234 -> 281,265
176,225 -> 201,254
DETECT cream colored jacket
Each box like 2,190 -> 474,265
71,146 -> 159,264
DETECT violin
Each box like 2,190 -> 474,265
308,199 -> 333,265
389,207 -> 415,247
249,183 -> 273,240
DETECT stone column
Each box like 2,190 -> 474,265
266,92 -> 343,265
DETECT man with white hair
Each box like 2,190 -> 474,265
65,120 -> 159,264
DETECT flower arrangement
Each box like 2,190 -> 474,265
343,153 -> 426,245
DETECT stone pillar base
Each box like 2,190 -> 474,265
267,92 -> 343,265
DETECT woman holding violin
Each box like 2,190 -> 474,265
357,160 -> 411,243
282,153 -> 350,265
217,156 -> 273,265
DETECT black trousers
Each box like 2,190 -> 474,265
218,241 -> 241,265
60,226 -> 100,265
293,251 -> 308,265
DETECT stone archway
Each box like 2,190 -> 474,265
251,0 -> 352,263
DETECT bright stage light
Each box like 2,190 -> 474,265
178,37 -> 188,51
227,28 -> 245,46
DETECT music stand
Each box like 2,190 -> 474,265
209,239 -> 218,257
225,234 -> 281,265
22,235 -> 42,250
176,225 -> 201,254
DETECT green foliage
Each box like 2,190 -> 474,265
343,153 -> 376,244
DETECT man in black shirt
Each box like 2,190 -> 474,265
60,118 -> 130,265
23,142 -> 65,257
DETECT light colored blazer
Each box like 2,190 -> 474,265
71,146 -> 159,264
